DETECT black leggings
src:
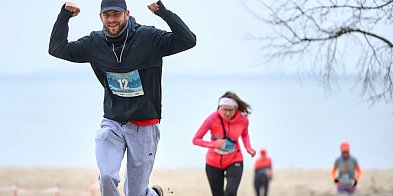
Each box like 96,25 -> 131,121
254,173 -> 269,196
205,162 -> 243,196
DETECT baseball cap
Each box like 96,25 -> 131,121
101,0 -> 127,13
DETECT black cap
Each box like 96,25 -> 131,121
100,0 -> 127,13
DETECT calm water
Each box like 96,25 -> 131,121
0,72 -> 392,169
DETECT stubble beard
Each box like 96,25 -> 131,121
107,16 -> 127,36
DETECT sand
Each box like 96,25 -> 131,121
0,168 -> 392,196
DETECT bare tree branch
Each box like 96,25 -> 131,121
244,0 -> 393,104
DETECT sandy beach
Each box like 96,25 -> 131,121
0,168 -> 392,196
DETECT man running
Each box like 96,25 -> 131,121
48,0 -> 196,195
331,141 -> 362,195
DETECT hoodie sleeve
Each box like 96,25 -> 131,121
151,1 -> 196,57
48,4 -> 90,63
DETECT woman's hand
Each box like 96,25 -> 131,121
247,148 -> 256,157
212,139 -> 226,149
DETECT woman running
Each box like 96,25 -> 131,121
254,149 -> 272,196
331,141 -> 362,195
192,91 -> 256,196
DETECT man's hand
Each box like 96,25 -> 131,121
147,1 -> 160,13
65,2 -> 80,17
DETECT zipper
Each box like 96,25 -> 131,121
227,122 -> 231,138
220,155 -> 223,169
221,121 -> 230,169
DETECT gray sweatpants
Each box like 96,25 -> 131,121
95,118 -> 160,196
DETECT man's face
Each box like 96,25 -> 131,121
100,10 -> 130,36
341,151 -> 349,159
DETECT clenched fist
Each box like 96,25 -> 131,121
147,1 -> 160,13
65,2 -> 80,17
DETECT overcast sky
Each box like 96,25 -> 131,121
2,0 -> 392,77
1,0 -> 276,76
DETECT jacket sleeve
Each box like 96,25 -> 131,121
241,120 -> 253,152
268,158 -> 273,175
192,118 -> 220,149
48,4 -> 90,63
152,1 -> 196,57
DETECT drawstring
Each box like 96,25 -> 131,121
119,121 -> 139,132
105,29 -> 129,64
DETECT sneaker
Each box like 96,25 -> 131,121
152,185 -> 164,196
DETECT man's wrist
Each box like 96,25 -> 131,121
154,1 -> 169,18
58,4 -> 74,21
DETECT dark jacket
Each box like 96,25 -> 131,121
49,2 -> 196,121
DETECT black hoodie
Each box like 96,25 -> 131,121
49,1 -> 196,121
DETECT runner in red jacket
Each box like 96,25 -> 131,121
193,91 -> 256,196
254,149 -> 272,196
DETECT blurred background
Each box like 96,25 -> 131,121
1,0 -> 392,171
1,0 -> 393,195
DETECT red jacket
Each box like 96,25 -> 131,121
254,157 -> 272,169
192,110 -> 253,169
254,156 -> 273,175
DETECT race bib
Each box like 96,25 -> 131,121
214,140 -> 236,155
339,174 -> 355,186
106,70 -> 144,97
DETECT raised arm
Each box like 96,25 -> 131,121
148,1 -> 196,57
48,2 -> 90,63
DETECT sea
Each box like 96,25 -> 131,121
0,72 -> 392,169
